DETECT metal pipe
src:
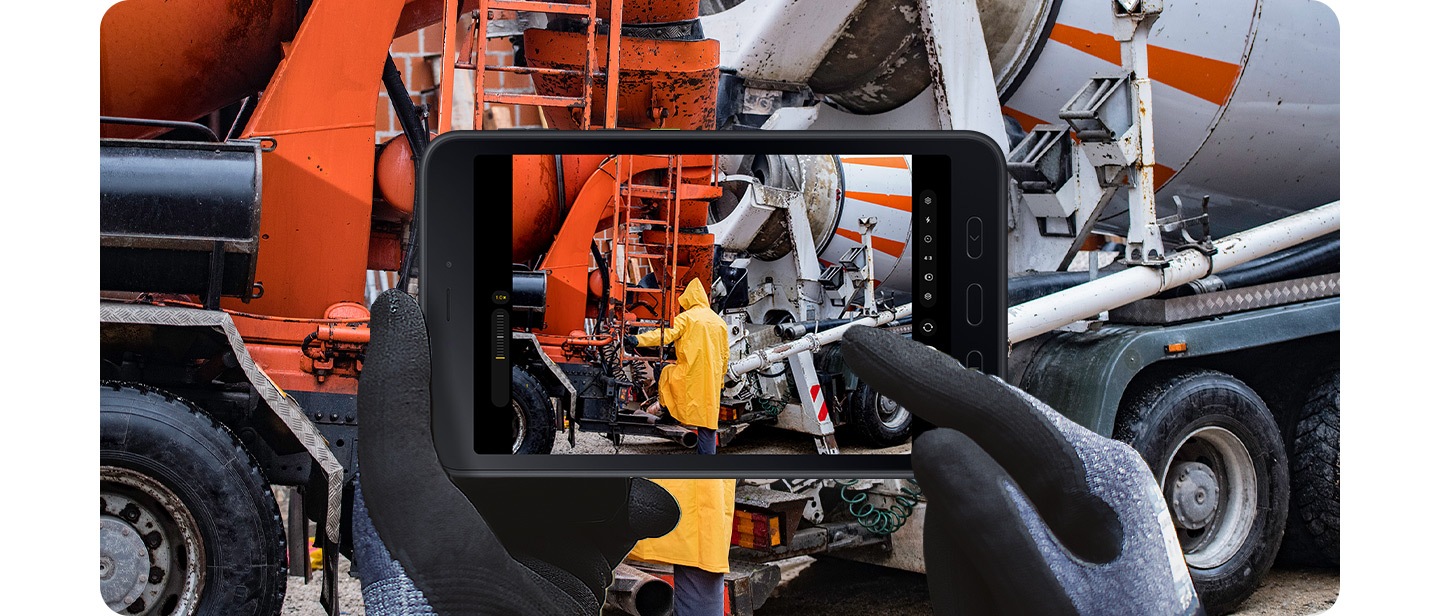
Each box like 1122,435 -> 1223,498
728,304 -> 912,378
606,564 -> 674,616
387,53 -> 432,292
654,425 -> 699,449
1008,202 -> 1340,343
100,116 -> 220,142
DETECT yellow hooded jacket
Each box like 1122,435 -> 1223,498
633,278 -> 729,431
629,478 -> 737,573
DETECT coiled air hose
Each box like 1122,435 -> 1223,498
837,479 -> 923,535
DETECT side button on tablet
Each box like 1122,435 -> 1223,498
966,351 -> 984,372
966,284 -> 983,326
966,217 -> 983,259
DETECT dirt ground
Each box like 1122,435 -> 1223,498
278,423 -> 1335,615
283,555 -> 1337,615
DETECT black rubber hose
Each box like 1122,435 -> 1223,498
1007,234 -> 1340,306
1161,234 -> 1338,297
590,242 -> 611,326
386,53 -> 432,292
1008,271 -> 1101,307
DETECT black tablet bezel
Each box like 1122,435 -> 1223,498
421,130 -> 1006,477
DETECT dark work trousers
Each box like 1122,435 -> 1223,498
696,426 -> 717,455
672,564 -> 725,616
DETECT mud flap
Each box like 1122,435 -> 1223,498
99,302 -> 346,545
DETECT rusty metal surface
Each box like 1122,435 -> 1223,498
1109,273 -> 1340,325
100,0 -> 298,138
525,29 -> 719,130
235,0 -> 406,318
99,302 -> 345,544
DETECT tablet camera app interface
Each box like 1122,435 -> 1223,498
476,151 -> 996,457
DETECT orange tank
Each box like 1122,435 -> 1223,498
512,154 -> 607,263
100,0 -> 299,137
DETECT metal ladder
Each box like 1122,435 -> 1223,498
610,155 -> 684,363
462,0 -> 623,130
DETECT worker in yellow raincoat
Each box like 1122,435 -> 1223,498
624,278 -> 736,615
625,277 -> 729,453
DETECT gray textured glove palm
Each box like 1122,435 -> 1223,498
842,326 -> 1203,616
354,288 -> 1200,615
355,290 -> 679,615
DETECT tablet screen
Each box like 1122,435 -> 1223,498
422,131 -> 1006,475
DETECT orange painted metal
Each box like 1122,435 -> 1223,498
554,0 -> 698,22
376,136 -> 418,217
100,0 -> 299,138
603,0 -> 623,128
524,30 -> 719,130
537,155 -> 674,336
474,0 -> 608,130
512,154 -> 607,263
437,0 -> 461,132
233,0 -> 407,321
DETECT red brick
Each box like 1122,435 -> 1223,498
406,57 -> 436,92
418,24 -> 444,54
391,32 -> 420,54
517,105 -> 541,127
483,69 -> 503,90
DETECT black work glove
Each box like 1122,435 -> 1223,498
842,327 -> 1202,616
356,290 -> 679,615
622,335 -> 639,352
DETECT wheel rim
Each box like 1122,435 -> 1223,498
1160,426 -> 1259,570
511,400 -> 527,454
875,393 -> 911,431
100,466 -> 204,616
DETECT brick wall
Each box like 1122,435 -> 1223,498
376,15 -> 545,143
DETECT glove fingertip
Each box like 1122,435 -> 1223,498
627,479 -> 680,539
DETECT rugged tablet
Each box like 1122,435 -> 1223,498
422,131 -> 1005,477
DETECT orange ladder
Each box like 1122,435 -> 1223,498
611,154 -> 684,363
461,0 -> 623,130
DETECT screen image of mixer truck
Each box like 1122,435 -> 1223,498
500,153 -> 940,455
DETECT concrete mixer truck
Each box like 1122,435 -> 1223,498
98,0 -> 1337,614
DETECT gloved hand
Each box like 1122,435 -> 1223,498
356,290 -> 680,615
622,334 -> 639,352
842,327 -> 1202,616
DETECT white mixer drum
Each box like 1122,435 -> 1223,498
821,155 -> 916,293
1002,0 -> 1339,236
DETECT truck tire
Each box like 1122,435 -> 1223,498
849,380 -> 913,448
1287,368 -> 1340,565
1114,369 -> 1288,615
511,367 -> 557,454
100,382 -> 285,616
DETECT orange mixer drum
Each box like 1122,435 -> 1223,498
554,0 -> 700,23
100,0 -> 299,138
511,154 -> 607,264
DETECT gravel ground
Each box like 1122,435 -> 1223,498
283,555 -> 1336,615
280,424 -> 1336,615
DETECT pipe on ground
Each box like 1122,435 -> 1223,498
654,425 -> 700,449
606,564 -> 675,616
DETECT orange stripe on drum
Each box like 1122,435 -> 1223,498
846,190 -> 911,212
1049,23 -> 1242,107
1003,106 -> 1050,133
838,156 -> 910,170
835,228 -> 906,258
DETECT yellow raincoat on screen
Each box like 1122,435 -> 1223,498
633,278 -> 729,430
630,478 -> 737,573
